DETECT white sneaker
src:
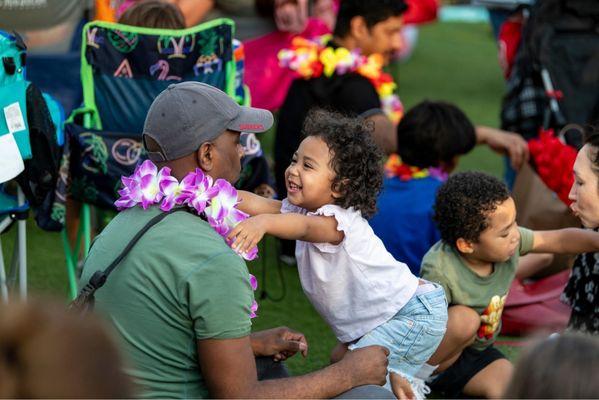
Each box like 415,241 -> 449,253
410,377 -> 431,400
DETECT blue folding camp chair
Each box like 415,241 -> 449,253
63,19 -> 238,299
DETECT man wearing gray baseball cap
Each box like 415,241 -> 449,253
80,82 -> 394,399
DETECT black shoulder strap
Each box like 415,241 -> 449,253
75,208 -> 188,303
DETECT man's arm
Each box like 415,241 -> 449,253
365,112 -> 396,155
228,213 -> 344,254
532,228 -> 599,255
238,190 -> 282,216
197,336 -> 389,398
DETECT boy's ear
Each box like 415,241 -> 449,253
456,238 -> 474,254
350,15 -> 369,40
197,142 -> 214,172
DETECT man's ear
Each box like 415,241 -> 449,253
197,142 -> 214,172
456,238 -> 474,254
349,15 -> 369,41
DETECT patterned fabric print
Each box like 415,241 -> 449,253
67,123 -> 147,209
85,24 -> 233,86
478,295 -> 507,340
562,248 -> 599,334
500,62 -> 547,141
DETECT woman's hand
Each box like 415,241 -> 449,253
227,215 -> 269,254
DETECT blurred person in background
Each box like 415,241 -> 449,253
0,298 -> 132,398
503,333 -> 599,399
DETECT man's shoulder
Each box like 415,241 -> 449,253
97,207 -> 239,265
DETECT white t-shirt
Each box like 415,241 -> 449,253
282,199 -> 420,342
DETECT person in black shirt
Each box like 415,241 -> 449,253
275,0 -> 405,204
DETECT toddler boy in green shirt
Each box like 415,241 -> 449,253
420,171 -> 599,399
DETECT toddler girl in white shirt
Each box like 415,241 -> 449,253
230,110 -> 447,398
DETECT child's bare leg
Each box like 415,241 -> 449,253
330,341 -> 349,364
427,305 -> 480,372
462,358 -> 513,399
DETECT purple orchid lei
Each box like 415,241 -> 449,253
115,160 -> 259,318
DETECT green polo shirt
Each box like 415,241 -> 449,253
421,227 -> 534,350
80,206 -> 253,398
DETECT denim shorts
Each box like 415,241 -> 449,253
350,284 -> 448,385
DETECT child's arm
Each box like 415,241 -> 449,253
532,228 -> 599,255
237,190 -> 282,216
227,213 -> 344,254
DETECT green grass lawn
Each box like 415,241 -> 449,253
1,22 -> 523,375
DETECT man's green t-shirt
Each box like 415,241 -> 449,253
80,207 -> 254,399
420,227 -> 534,350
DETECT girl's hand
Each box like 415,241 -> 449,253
227,215 -> 268,254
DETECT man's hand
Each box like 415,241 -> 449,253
390,373 -> 415,400
338,346 -> 390,387
476,126 -> 529,170
250,327 -> 308,361
227,215 -> 269,254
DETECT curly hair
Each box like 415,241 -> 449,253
302,109 -> 383,217
434,171 -> 510,248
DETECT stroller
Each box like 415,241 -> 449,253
501,0 -> 599,146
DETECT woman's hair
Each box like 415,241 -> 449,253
302,109 -> 383,217
0,299 -> 133,398
397,100 -> 476,169
504,333 -> 599,399
434,171 -> 510,248
582,125 -> 599,174
118,0 -> 186,29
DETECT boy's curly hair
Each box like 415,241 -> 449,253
302,109 -> 383,217
434,171 -> 510,248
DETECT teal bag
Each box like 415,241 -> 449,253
0,31 -> 30,159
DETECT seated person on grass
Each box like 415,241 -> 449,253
369,100 -> 530,275
419,171 -> 599,399
230,110 -> 447,399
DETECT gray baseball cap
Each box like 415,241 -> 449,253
143,81 -> 274,162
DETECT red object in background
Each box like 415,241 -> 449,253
243,18 -> 330,110
528,129 -> 577,206
501,270 -> 571,336
498,18 -> 523,79
404,0 -> 439,24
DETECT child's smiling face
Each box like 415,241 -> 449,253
461,197 -> 521,264
285,136 -> 341,211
